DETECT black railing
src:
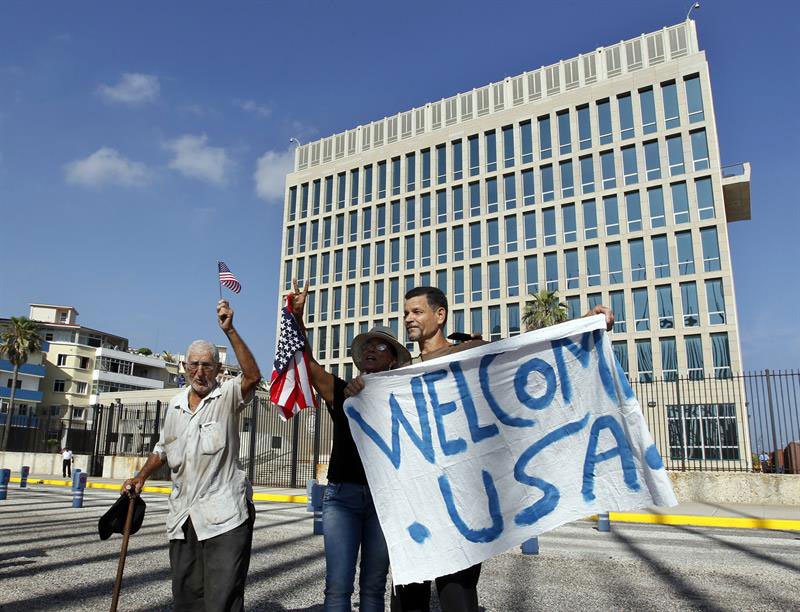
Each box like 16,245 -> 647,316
6,370 -> 800,481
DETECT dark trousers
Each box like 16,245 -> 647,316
390,563 -> 481,612
169,504 -> 255,612
62,460 -> 71,477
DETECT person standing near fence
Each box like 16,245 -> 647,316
290,279 -> 410,611
120,299 -> 261,612
61,447 -> 73,477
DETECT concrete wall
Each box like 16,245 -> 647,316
101,455 -> 151,479
669,471 -> 800,505
0,451 -> 88,475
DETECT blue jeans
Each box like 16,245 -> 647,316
323,482 -> 389,611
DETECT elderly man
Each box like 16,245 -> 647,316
122,299 -> 261,612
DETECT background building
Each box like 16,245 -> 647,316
278,21 -> 752,467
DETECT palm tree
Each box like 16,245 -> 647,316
521,290 -> 568,331
0,317 -> 42,450
161,351 -> 176,364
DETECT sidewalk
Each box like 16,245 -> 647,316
7,471 -> 800,531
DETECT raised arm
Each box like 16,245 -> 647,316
217,299 -> 262,398
290,279 -> 335,404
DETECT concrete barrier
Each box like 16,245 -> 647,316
0,451 -> 88,475
669,471 -> 800,505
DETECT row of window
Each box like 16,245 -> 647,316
288,127 -> 711,223
284,225 -> 723,294
56,354 -> 91,369
52,379 -> 88,394
286,175 -> 717,258
288,74 -> 706,216
667,403 -> 739,461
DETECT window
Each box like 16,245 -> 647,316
332,287 -> 342,318
376,204 -> 386,236
57,354 -> 68,366
487,219 -> 499,255
345,323 -> 355,357
286,226 -> 295,256
685,74 -> 705,123
319,289 -> 329,322
436,269 -> 447,296
566,295 -> 581,320
523,211 -> 536,248
543,208 -> 556,246
617,94 -> 634,140
522,169 -> 535,205
296,257 -> 305,286
585,246 -> 600,286
378,162 -> 387,199
656,285 -> 674,329
639,87 -> 657,134
451,309 -> 465,333
671,182 -> 690,224
583,199 -> 598,239
667,134 -> 685,176
6,379 -> 21,389
486,178 -> 498,213
79,356 -> 89,369
469,182 -> 480,217
437,190 -> 448,224
471,307 -> 483,337
350,168 -> 360,205
347,247 -> 357,280
607,242 -> 623,284
562,204 -> 576,243
485,130 -> 497,173
520,121 -> 533,163
335,214 -> 344,245
652,235 -> 670,278
706,278 -> 727,325
560,160 -> 574,197
346,284 -> 356,317
580,155 -> 595,193
325,176 -> 334,212
504,174 -> 517,209
541,165 -> 554,202
508,303 -> 521,336
636,340 -> 653,382
453,225 -> 464,261
470,264 -> 482,300
360,283 -> 370,316
604,195 -> 619,235
538,115 -> 552,158
405,198 -> 416,231
600,150 -> 616,189
452,139 -> 463,180
375,242 -> 385,274
613,341 -> 629,377
54,379 -> 65,392
712,333 -> 732,378
419,193 -> 431,228
363,167 -> 372,203
701,227 -> 722,272
488,262 -> 500,299
307,291 -> 316,323
361,210 -> 372,241
629,238 -> 646,281
391,200 -> 400,232
284,260 -> 292,290
406,153 -> 416,191
392,157 -> 401,194
676,231 -> 695,274
300,183 -> 309,216
545,252 -> 558,291
661,81 -> 680,129
668,403 -> 739,460
691,129 -> 710,171
72,407 -> 84,419
661,338 -> 677,380
470,222 -> 481,258
681,281 -> 700,327
649,186 -> 665,228
337,173 -> 346,208
311,220 -> 320,249
321,252 -> 331,283
506,258 -> 520,297
644,140 -> 661,180
404,235 -> 415,269
597,99 -> 612,145
588,292 -> 602,311
557,110 -> 571,155
437,229 -> 447,264
390,238 -> 400,272
577,105 -> 592,149
361,245 -> 371,276
696,177 -> 715,220
685,335 -> 704,380
288,187 -> 297,221
525,255 -> 538,293
626,191 -> 642,231
390,278 -> 400,311
421,149 -> 431,188
622,145 -> 638,185
565,249 -> 579,289
453,267 -> 465,304
502,125 -> 515,168
610,290 -> 626,332
633,287 -> 650,331
331,325 -> 340,358
468,135 -> 480,176
348,211 -> 358,241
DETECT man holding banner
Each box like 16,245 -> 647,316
345,286 -> 674,611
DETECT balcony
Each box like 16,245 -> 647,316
722,162 -> 751,222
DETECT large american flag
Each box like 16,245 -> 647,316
270,295 -> 316,420
218,261 -> 241,294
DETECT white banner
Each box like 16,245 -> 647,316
343,315 -> 677,585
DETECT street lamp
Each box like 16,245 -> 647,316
686,2 -> 700,20
289,138 -> 302,148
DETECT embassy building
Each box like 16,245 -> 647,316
278,21 -> 752,466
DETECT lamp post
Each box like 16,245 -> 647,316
686,2 -> 700,20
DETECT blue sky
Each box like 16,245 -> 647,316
1,0 -> 798,371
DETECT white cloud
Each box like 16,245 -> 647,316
254,148 -> 294,202
164,134 -> 231,186
97,73 -> 160,105
64,147 -> 148,187
237,99 -> 271,118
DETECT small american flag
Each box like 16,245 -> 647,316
218,261 -> 241,294
270,295 -> 316,420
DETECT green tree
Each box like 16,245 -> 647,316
0,317 -> 42,450
521,290 -> 568,331
161,351 -> 176,363
136,347 -> 153,356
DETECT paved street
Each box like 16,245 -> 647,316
1,485 -> 798,611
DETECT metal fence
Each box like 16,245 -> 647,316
6,369 -> 800,483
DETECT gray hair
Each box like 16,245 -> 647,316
186,340 -> 219,363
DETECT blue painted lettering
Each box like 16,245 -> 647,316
582,415 -> 640,502
478,354 -> 534,428
424,369 -> 468,456
514,358 -> 557,410
438,469 -> 504,543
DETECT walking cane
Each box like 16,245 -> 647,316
110,494 -> 136,612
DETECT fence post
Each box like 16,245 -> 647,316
89,405 -> 102,478
675,375 -> 686,471
247,396 -> 258,484
290,412 -> 300,489
312,404 -> 321,481
765,369 -> 781,471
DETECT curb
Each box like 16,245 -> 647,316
8,478 -> 799,531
